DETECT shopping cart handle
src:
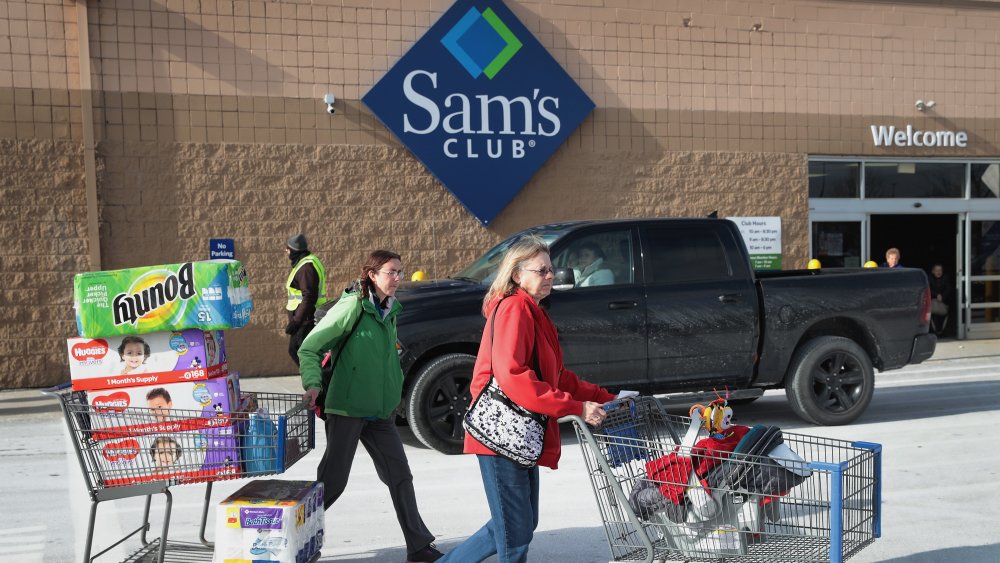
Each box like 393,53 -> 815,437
41,381 -> 73,396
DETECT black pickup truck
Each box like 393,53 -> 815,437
394,218 -> 936,453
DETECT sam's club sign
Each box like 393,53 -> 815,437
363,0 -> 595,225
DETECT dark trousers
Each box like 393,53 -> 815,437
287,322 -> 314,366
318,414 -> 435,553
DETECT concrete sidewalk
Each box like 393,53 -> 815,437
4,337 -> 997,416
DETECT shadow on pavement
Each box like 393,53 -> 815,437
875,544 -> 1000,563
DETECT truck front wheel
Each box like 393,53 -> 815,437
406,353 -> 475,454
785,336 -> 874,425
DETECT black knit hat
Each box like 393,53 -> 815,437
287,234 -> 308,251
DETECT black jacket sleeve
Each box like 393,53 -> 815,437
290,262 -> 320,327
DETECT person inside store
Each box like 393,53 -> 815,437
438,236 -> 616,563
298,250 -> 443,563
284,233 -> 327,366
882,247 -> 903,268
573,241 -> 614,287
928,263 -> 952,336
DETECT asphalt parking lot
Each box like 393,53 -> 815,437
3,337 -> 999,562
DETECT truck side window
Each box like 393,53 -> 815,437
644,227 -> 733,284
554,230 -> 633,287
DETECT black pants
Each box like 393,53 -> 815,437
318,414 -> 435,553
287,322 -> 314,366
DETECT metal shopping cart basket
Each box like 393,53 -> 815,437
562,396 -> 881,563
44,383 -> 316,563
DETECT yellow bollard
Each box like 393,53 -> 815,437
863,261 -> 878,268
807,259 -> 822,270
411,271 -> 426,281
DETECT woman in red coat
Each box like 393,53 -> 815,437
440,236 -> 616,563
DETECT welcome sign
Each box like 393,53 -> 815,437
363,0 -> 595,225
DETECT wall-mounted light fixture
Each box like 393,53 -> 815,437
750,23 -> 763,32
915,99 -> 936,112
682,17 -> 692,27
323,93 -> 336,115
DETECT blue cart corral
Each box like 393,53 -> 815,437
44,383 -> 316,563
562,396 -> 881,563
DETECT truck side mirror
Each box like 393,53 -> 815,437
552,267 -> 575,291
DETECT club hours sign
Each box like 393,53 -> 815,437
362,0 -> 595,225
730,217 -> 782,270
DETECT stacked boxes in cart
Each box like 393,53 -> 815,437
215,480 -> 324,563
69,260 -> 253,486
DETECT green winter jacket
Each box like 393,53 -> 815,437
298,289 -> 404,419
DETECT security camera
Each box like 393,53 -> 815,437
323,93 -> 336,115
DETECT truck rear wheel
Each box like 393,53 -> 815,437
785,336 -> 874,425
406,353 -> 475,454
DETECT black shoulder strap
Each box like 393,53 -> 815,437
322,300 -> 365,385
490,295 -> 542,382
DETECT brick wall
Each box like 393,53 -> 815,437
1,0 -> 1000,387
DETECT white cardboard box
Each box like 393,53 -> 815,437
214,480 -> 324,563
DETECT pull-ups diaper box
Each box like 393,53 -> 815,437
67,329 -> 226,391
74,260 -> 252,338
213,480 -> 325,563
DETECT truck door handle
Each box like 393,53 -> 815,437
718,293 -> 740,303
608,301 -> 638,310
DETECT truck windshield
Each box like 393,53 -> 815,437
452,232 -> 563,284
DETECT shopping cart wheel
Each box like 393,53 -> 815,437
785,336 -> 874,426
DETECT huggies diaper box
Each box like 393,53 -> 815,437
86,372 -> 240,439
213,480 -> 325,563
95,425 -> 241,487
68,329 -> 227,391
74,260 -> 252,338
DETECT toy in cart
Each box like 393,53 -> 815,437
564,395 -> 882,563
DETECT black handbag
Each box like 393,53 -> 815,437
313,301 -> 363,420
463,296 -> 548,468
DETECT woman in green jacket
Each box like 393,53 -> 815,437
299,250 -> 443,563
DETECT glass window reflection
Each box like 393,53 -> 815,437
971,163 -> 1000,198
864,162 -> 964,198
809,161 -> 860,198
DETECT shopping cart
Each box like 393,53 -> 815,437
44,383 -> 316,563
562,396 -> 881,563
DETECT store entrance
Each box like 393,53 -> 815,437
870,214 -> 958,336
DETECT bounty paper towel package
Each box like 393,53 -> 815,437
86,372 -> 241,438
95,424 -> 241,487
74,260 -> 252,338
67,329 -> 227,391
214,480 -> 325,563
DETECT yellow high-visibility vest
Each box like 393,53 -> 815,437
286,254 -> 328,311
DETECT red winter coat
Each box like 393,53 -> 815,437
464,289 -> 616,469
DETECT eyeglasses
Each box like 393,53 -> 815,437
522,267 -> 555,277
379,270 -> 405,279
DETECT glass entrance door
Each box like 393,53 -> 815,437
810,216 -> 865,268
964,216 -> 1000,338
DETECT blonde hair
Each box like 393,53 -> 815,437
482,235 -> 550,316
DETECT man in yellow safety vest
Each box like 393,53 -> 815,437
285,233 -> 327,365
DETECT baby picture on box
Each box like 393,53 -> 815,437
68,329 -> 227,391
97,425 -> 241,487
87,372 -> 240,438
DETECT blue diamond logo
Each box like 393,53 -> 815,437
363,0 -> 594,225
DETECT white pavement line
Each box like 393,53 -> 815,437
878,371 -> 1000,388
3,542 -> 45,561
892,363 -> 1000,376
0,526 -> 45,535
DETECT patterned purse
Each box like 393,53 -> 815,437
464,297 -> 547,468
